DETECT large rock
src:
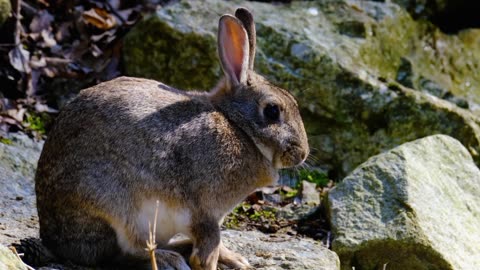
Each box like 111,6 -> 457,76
123,0 -> 480,178
0,245 -> 27,270
327,135 -> 480,270
222,230 -> 339,270
0,133 -> 43,246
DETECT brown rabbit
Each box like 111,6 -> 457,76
35,8 -> 309,270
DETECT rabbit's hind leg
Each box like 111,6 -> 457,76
49,212 -> 190,270
109,220 -> 191,270
42,211 -> 121,267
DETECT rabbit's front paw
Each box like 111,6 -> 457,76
189,247 -> 219,270
218,243 -> 251,269
155,249 -> 191,270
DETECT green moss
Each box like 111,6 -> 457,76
359,10 -> 480,106
223,202 -> 278,229
0,137 -> 12,145
359,11 -> 417,80
23,112 -> 53,136
223,213 -> 240,230
337,239 -> 453,270
123,15 -> 220,91
281,189 -> 298,200
0,0 -> 11,26
297,168 -> 329,188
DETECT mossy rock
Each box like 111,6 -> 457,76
358,9 -> 480,110
123,0 -> 480,178
337,239 -> 453,270
328,135 -> 480,269
123,7 -> 220,91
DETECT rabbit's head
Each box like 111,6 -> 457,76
210,8 -> 309,169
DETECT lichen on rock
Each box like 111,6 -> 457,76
222,230 -> 340,270
328,135 -> 480,270
123,14 -> 220,91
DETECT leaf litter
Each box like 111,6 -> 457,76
0,0 -> 147,139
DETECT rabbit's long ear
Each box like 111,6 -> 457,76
235,8 -> 256,70
218,15 -> 249,86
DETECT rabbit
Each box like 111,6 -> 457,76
34,7 -> 309,270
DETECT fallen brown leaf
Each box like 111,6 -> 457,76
29,10 -> 54,33
82,8 -> 116,30
9,46 -> 31,73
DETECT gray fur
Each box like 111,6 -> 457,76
35,8 -> 308,270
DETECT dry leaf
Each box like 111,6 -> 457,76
30,55 -> 47,69
30,10 -> 54,33
259,186 -> 280,194
7,107 -> 26,122
90,44 -> 103,57
35,103 -> 59,113
82,8 -> 116,30
9,46 -> 31,73
91,29 -> 116,43
55,22 -> 72,42
40,29 -> 57,48
108,0 -> 121,10
0,116 -> 19,126
116,8 -> 142,26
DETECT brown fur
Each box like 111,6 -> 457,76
35,8 -> 308,270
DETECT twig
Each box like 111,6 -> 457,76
15,0 -> 27,75
145,200 -> 160,270
9,246 -> 35,270
13,0 -> 35,98
20,1 -> 37,16
13,0 -> 22,48
44,57 -> 72,66
0,43 -> 18,47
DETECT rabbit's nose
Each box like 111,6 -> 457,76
299,145 -> 309,163
301,150 -> 308,163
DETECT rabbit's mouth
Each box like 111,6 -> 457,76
276,145 -> 308,169
253,140 -> 307,169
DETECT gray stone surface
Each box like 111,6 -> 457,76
0,133 -> 43,246
222,230 -> 339,270
328,135 -> 480,270
300,181 -> 320,206
123,0 -> 480,179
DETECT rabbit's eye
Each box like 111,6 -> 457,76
264,104 -> 280,122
